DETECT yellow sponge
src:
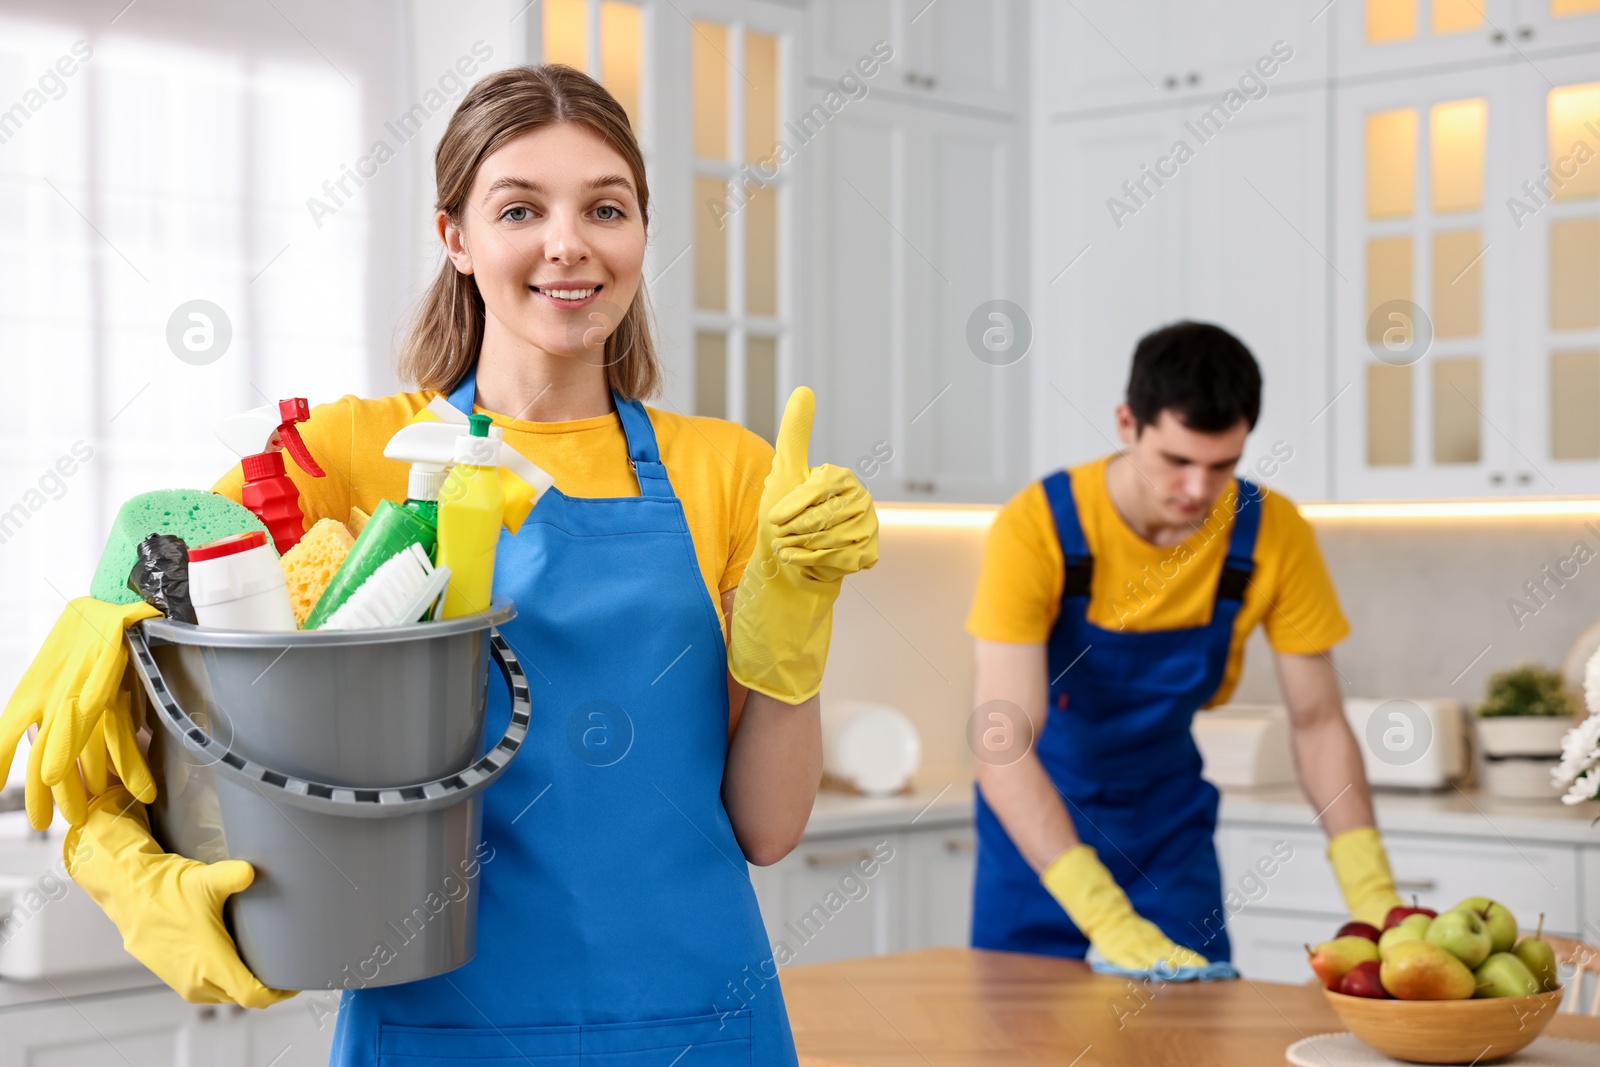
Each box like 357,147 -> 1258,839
279,518 -> 354,627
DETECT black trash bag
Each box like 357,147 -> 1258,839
127,533 -> 197,624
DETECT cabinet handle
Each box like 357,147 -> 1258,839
1489,471 -> 1506,485
1517,25 -> 1533,40
1186,71 -> 1200,86
1491,29 -> 1506,43
197,1006 -> 218,1022
806,848 -> 876,868
1164,74 -> 1179,90
1516,471 -> 1532,485
1393,878 -> 1437,891
944,838 -> 975,854
905,480 -> 936,494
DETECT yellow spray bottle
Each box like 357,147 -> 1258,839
437,413 -> 504,619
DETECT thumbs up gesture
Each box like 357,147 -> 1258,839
729,387 -> 879,704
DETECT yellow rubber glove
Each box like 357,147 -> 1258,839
65,787 -> 294,1008
1042,844 -> 1210,970
1,598 -> 160,828
728,387 -> 879,703
1327,826 -> 1403,928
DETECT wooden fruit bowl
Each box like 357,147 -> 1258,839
1323,987 -> 1565,1064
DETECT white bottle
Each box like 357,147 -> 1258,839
188,531 -> 297,631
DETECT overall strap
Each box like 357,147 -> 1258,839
1216,480 -> 1263,603
612,391 -> 674,499
1041,471 -> 1093,602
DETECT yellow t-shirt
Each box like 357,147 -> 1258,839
211,391 -> 775,632
964,454 -> 1348,707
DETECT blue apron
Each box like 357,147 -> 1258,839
971,468 -> 1262,962
329,370 -> 799,1065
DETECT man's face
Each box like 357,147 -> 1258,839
1114,405 -> 1249,525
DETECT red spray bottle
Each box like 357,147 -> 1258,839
215,398 -> 326,554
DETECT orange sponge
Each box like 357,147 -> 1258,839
279,517 -> 355,627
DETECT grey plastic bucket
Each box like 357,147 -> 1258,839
125,598 -> 529,993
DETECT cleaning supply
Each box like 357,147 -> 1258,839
1327,826 -> 1404,928
1088,956 -> 1241,982
1040,844 -> 1212,971
382,420 -> 459,527
64,787 -> 293,1008
215,398 -> 326,554
437,414 -> 505,619
127,533 -> 197,624
278,517 -> 355,626
90,490 -> 268,605
0,598 -> 161,828
301,501 -> 437,630
728,387 -> 879,703
401,398 -> 555,534
320,543 -> 451,630
188,531 -> 297,632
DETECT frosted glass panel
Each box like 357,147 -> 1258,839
745,182 -> 778,317
1551,218 -> 1600,331
1548,83 -> 1600,202
696,332 -> 727,418
1367,236 -> 1414,341
1367,363 -> 1414,466
1553,0 -> 1600,15
693,21 -> 729,160
1367,109 -> 1417,219
1433,0 -> 1485,33
1430,99 -> 1486,214
746,31 -> 779,166
1367,0 -> 1417,43
1432,230 -> 1483,339
745,335 -> 777,443
544,0 -> 587,69
601,2 -> 642,134
1551,350 -> 1600,460
1432,357 -> 1481,464
695,176 -> 727,311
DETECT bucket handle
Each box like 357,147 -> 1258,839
126,625 -> 531,820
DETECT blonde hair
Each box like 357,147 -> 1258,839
398,64 -> 661,400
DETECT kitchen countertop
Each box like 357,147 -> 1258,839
782,946 -> 1600,1066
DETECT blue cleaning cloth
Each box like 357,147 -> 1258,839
1088,957 -> 1241,982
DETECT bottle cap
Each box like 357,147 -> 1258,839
468,413 -> 492,438
189,530 -> 269,562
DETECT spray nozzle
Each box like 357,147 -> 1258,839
216,398 -> 326,479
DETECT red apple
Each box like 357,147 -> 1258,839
1336,921 -> 1382,943
1338,959 -> 1389,999
1383,903 -> 1438,930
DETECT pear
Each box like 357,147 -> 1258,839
1426,907 -> 1493,969
1380,940 -> 1477,1000
1308,935 -> 1380,990
1474,951 -> 1540,998
1378,913 -> 1432,957
1513,914 -> 1561,993
1454,896 -> 1519,953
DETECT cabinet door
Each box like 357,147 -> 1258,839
805,0 -> 894,86
1227,910 -> 1346,983
900,826 -> 975,950
211,998 -> 338,1067
1036,0 -> 1175,114
1336,0 -> 1521,77
747,833 -> 903,968
0,989 -> 205,1067
1514,0 -> 1600,52
1333,67 -> 1520,498
1174,0 -> 1330,94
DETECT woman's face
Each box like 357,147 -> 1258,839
441,121 -> 645,363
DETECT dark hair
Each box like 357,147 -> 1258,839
1125,321 -> 1261,433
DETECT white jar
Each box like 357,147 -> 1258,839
188,530 -> 297,631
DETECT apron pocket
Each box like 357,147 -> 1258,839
378,1022 -> 581,1064
375,1011 -> 750,1066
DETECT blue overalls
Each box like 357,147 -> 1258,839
972,468 -> 1262,962
330,368 -> 800,1065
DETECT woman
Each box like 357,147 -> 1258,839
49,64 -> 878,1066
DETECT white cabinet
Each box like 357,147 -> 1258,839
747,832 -> 904,967
1036,0 -> 1330,116
806,0 -> 1020,113
900,826 -> 975,950
1336,0 -> 1600,78
804,95 -> 1027,502
1037,86 -> 1331,501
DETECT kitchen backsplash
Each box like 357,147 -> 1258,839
823,507 -> 1600,775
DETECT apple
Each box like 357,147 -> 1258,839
1454,896 -> 1518,953
1336,921 -> 1382,943
1514,914 -> 1561,993
1378,913 -> 1432,957
1426,907 -> 1494,969
1308,935 -> 1381,990
1384,900 -> 1439,930
1338,959 -> 1389,999
1474,951 -> 1540,998
1380,941 -> 1476,1000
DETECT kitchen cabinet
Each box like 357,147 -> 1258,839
1037,86 -> 1331,502
746,830 -> 906,966
803,94 -> 1028,503
804,0 -> 1021,114
1036,0 -> 1330,117
899,824 -> 975,950
1337,0 -> 1600,78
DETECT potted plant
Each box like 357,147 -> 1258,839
1555,651 -> 1600,814
1473,663 -> 1581,801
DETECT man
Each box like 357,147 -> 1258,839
966,321 -> 1399,970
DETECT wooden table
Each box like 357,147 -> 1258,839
781,948 -> 1600,1066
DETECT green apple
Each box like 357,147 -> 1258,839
1378,913 -> 1432,957
1474,951 -> 1540,998
1380,940 -> 1477,999
1454,896 -> 1518,953
1426,907 -> 1493,969
1513,914 -> 1561,992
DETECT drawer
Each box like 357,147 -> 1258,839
748,832 -> 904,967
1215,826 -> 1344,916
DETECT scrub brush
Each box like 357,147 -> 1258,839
318,542 -> 452,630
